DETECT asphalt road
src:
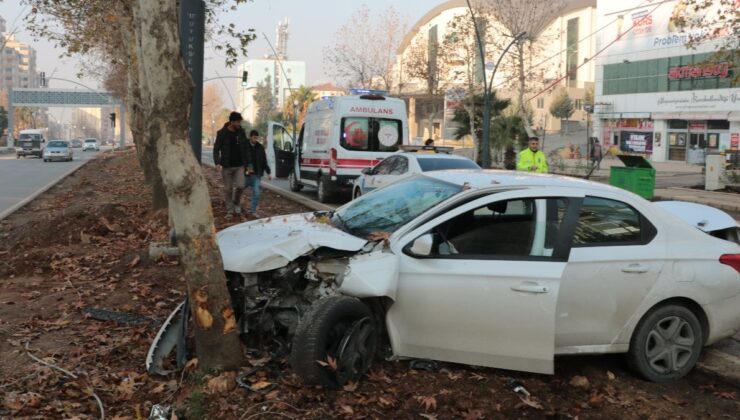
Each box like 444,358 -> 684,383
0,147 -> 106,217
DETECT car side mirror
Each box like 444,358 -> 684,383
361,167 -> 374,175
408,233 -> 433,256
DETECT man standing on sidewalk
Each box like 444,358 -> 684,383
213,112 -> 248,216
516,136 -> 549,173
590,138 -> 603,170
244,130 -> 272,217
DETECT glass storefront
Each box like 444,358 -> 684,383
666,119 -> 729,162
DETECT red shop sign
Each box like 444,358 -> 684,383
689,121 -> 706,131
732,133 -> 739,149
668,62 -> 730,80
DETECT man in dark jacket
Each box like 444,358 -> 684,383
213,112 -> 248,216
244,130 -> 272,216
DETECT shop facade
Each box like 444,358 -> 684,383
593,0 -> 739,163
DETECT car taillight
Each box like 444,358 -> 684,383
329,148 -> 337,176
719,254 -> 740,273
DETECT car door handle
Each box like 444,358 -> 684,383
510,282 -> 549,294
621,264 -> 648,274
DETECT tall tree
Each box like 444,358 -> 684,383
253,75 -> 275,134
202,84 -> 228,143
324,5 -> 406,90
548,87 -> 574,134
673,0 -> 740,83
283,85 -> 317,132
440,13 -> 493,162
26,0 -> 257,371
476,0 -> 566,125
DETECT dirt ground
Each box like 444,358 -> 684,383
1,149 -> 738,419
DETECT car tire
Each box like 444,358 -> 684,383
353,187 -> 362,200
288,171 -> 302,192
627,304 -> 703,382
316,176 -> 330,203
290,296 -> 377,388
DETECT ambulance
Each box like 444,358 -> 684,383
265,90 -> 408,203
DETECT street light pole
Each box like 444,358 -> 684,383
292,99 -> 299,141
465,0 -> 525,167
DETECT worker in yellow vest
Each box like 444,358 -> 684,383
516,136 -> 548,173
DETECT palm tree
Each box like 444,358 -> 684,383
283,86 -> 318,132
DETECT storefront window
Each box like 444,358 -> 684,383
668,120 -> 688,129
707,120 -> 730,130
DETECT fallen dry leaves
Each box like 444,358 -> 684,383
0,150 -> 738,419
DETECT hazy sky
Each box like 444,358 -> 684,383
0,0 -> 446,97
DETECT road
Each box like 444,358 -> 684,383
0,148 -> 106,217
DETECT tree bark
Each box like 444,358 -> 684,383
133,0 -> 244,371
117,4 -> 169,210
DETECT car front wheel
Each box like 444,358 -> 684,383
288,171 -> 302,192
290,296 -> 377,387
316,177 -> 330,203
627,304 -> 703,382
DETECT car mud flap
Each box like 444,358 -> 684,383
146,298 -> 189,375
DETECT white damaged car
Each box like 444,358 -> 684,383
148,171 -> 740,386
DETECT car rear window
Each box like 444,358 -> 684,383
340,117 -> 402,152
417,157 -> 480,172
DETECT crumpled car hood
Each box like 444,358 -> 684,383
217,212 -> 367,273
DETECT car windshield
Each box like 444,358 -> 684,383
331,175 -> 462,238
417,157 -> 480,172
47,141 -> 67,147
85,140 -> 96,143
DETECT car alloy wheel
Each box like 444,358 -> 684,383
290,296 -> 377,387
628,304 -> 703,382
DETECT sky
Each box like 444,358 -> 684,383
0,0 -> 447,105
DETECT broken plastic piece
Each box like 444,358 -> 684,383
409,359 -> 438,372
148,403 -> 171,420
146,299 -> 189,375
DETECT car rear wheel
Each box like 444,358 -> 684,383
290,296 -> 377,387
317,176 -> 330,203
627,304 -> 703,382
288,171 -> 302,192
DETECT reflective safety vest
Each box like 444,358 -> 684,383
516,148 -> 548,173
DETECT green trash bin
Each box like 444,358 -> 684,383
609,155 -> 656,200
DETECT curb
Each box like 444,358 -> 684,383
202,159 -> 334,213
0,158 -> 93,222
261,182 -> 334,212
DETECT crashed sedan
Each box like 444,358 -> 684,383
150,171 -> 740,386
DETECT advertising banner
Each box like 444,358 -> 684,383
620,131 -> 654,153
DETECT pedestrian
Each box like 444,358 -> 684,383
213,111 -> 248,216
591,138 -> 603,170
516,136 -> 548,173
424,138 -> 434,147
244,130 -> 272,216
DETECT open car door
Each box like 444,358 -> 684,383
266,122 -> 295,178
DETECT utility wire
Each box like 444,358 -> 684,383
526,0 -> 668,102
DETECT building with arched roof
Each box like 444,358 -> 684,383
393,0 -> 597,145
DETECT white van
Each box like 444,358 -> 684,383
16,129 -> 46,158
265,92 -> 409,203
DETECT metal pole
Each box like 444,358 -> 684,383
119,105 -> 126,150
465,0 -> 488,166
7,88 -> 13,147
179,0 -> 205,163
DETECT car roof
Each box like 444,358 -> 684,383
423,169 -> 627,194
411,153 -> 471,160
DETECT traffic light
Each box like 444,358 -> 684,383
241,70 -> 248,87
109,112 -> 116,128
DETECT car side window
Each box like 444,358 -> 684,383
424,197 -> 567,260
373,157 -> 396,175
389,157 -> 408,175
573,196 -> 653,246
